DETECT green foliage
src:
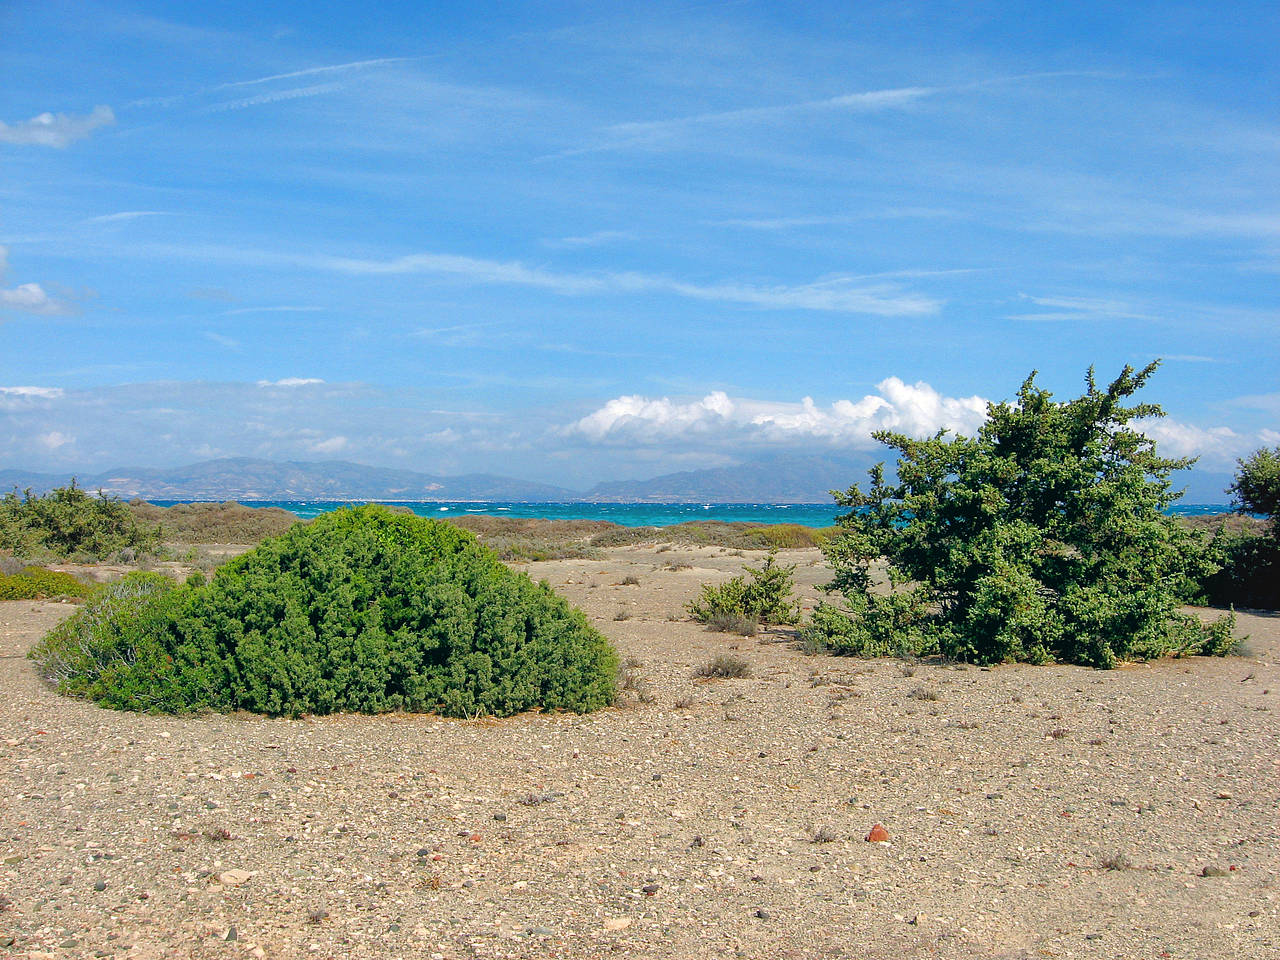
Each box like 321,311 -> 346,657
1230,446 -> 1280,522
0,566 -> 93,600
802,363 -> 1235,666
1194,446 -> 1280,609
687,552 -> 800,626
29,572 -> 181,705
29,506 -> 618,717
0,482 -> 159,560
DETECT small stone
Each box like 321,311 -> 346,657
690,835 -> 704,848
224,926 -> 238,942
866,823 -> 890,843
1202,866 -> 1229,878
603,918 -> 632,931
308,909 -> 328,924
416,848 -> 431,857
755,909 -> 771,920
642,883 -> 660,896
93,880 -> 107,892
493,813 -> 507,822
1216,791 -> 1233,800
218,868 -> 252,886
529,926 -> 555,936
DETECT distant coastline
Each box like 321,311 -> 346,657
144,499 -> 1236,529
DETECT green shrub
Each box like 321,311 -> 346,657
30,572 -> 181,703
29,506 -> 618,717
0,566 -> 93,600
127,500 -> 300,545
803,363 -> 1236,666
1,482 -> 159,560
1191,446 -> 1280,610
687,553 -> 800,626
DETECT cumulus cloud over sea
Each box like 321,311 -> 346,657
569,378 -> 990,446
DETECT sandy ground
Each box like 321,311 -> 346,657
1,544 -> 1277,959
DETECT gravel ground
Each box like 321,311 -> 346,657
1,545 -> 1277,959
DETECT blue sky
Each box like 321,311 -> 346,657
1,0 -> 1277,493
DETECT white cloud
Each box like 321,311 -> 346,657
37,431 -> 74,450
569,378 -> 989,446
0,245 -> 8,277
1139,419 -> 1242,461
0,282 -> 69,315
308,435 -> 348,454
256,377 -> 324,387
0,386 -> 64,399
0,105 -> 115,148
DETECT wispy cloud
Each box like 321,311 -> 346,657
1004,293 -> 1161,323
0,105 -> 115,147
214,57 -> 420,90
256,377 -> 325,388
82,211 -> 171,225
714,208 -> 958,230
222,305 -> 324,316
0,386 -> 65,399
203,331 -> 240,349
314,250 -> 941,316
548,71 -> 1115,159
541,230 -> 637,248
203,82 -> 344,113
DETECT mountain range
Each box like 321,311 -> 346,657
0,453 -> 1232,504
0,454 -> 876,504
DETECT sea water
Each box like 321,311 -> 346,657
146,500 -> 1234,528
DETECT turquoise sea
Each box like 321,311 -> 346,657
149,500 -> 1236,528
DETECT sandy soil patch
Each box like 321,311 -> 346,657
1,545 -> 1277,958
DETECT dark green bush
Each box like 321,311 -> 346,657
0,566 -> 92,600
29,506 -> 618,717
687,553 -> 800,626
803,363 -> 1236,666
1192,445 -> 1280,609
1,482 -> 159,560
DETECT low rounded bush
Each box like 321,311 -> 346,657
0,566 -> 92,600
30,506 -> 618,717
686,553 -> 800,626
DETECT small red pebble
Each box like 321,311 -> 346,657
865,823 -> 890,843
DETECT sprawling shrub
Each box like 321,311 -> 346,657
30,506 -> 618,717
802,363 -> 1235,666
127,500 -> 300,545
0,566 -> 93,600
687,553 -> 800,626
1,482 -> 159,560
